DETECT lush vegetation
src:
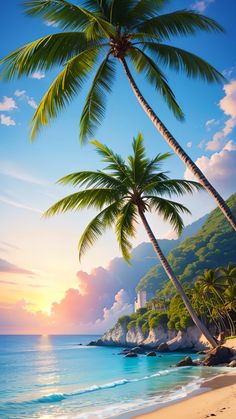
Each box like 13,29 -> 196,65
137,193 -> 236,295
120,264 -> 236,337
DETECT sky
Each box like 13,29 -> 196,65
0,0 -> 236,334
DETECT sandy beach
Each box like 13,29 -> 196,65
134,373 -> 236,419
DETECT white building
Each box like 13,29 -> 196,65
134,291 -> 147,312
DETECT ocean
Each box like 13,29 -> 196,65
0,335 -> 228,418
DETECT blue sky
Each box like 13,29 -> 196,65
0,0 -> 236,327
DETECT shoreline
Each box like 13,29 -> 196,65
130,372 -> 236,419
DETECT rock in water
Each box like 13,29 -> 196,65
176,356 -> 193,367
130,346 -> 146,354
202,346 -> 232,366
125,352 -> 138,358
228,360 -> 236,367
147,351 -> 157,357
157,342 -> 169,352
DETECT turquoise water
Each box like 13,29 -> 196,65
0,335 -> 227,418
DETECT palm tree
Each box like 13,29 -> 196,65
44,133 -> 217,347
196,268 -> 235,335
1,0 -> 235,231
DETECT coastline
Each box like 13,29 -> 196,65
131,372 -> 236,419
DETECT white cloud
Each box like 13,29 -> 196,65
27,98 -> 37,109
198,140 -> 205,149
0,195 -> 42,214
96,289 -> 133,330
206,80 -> 236,151
205,118 -> 218,131
14,90 -> 37,110
219,80 -> 236,118
222,66 -> 235,79
14,90 -> 26,97
191,0 -> 215,12
0,161 -> 49,185
0,96 -> 17,111
31,71 -> 45,80
184,141 -> 236,195
187,141 -> 192,148
0,114 -> 16,126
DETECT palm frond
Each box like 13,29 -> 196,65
133,10 -> 224,39
109,0 -> 137,25
80,55 -> 116,142
116,201 -> 137,262
129,47 -> 184,120
139,152 -> 171,186
146,195 -> 191,235
146,43 -> 224,83
91,140 -> 133,184
0,32 -> 91,80
83,0 -> 111,20
78,201 -> 120,260
127,133 -> 149,184
30,47 -> 100,140
144,178 -> 203,196
127,0 -> 167,26
44,188 -> 118,217
58,170 -> 123,190
23,0 -> 114,38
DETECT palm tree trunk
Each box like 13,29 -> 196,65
120,57 -> 236,232
138,207 -> 217,348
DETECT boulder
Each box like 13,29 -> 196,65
147,351 -> 157,357
130,346 -> 146,354
228,360 -> 236,368
202,346 -> 232,366
125,352 -> 138,358
157,342 -> 169,352
87,341 -> 97,346
176,356 -> 193,367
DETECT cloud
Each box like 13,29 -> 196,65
0,114 -> 16,126
96,289 -> 133,331
0,246 -> 158,334
187,141 -> 192,148
31,71 -> 45,80
205,119 -> 218,131
220,80 -> 236,118
222,66 -> 235,79
191,0 -> 215,12
0,280 -> 18,285
0,195 -> 42,214
14,90 -> 38,110
206,80 -> 236,151
14,90 -> 26,97
0,300 -> 50,334
0,96 -> 17,111
0,258 -> 35,275
0,161 -> 48,185
184,141 -> 236,195
27,98 -> 37,109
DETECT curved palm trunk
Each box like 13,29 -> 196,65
138,207 -> 217,348
120,58 -> 236,232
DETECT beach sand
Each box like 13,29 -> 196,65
134,373 -> 236,419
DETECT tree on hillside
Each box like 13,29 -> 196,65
44,133 -> 217,347
1,0 -> 235,231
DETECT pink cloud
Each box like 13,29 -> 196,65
0,96 -> 17,111
0,258 -> 36,275
206,80 -> 236,151
185,141 -> 236,195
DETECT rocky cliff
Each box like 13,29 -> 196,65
100,320 -> 211,352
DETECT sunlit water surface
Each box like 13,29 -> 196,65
0,335 -> 228,418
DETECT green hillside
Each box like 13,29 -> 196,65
137,193 -> 236,295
